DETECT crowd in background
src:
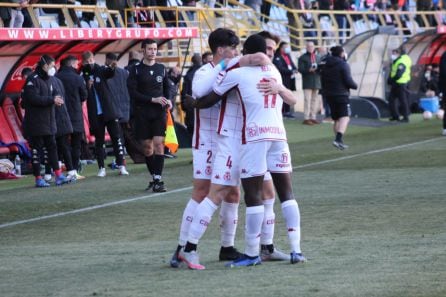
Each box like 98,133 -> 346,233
1,0 -> 445,28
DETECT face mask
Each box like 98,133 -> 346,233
391,54 -> 398,61
344,52 -> 348,60
424,71 -> 431,79
284,47 -> 291,54
47,67 -> 56,77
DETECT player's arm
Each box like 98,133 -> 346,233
239,53 -> 271,67
192,64 -> 223,98
257,78 -> 297,105
190,92 -> 223,109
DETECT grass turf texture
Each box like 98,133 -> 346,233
1,115 -> 445,297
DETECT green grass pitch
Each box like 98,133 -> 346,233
1,115 -> 445,297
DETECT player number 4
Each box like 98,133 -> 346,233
226,156 -> 232,169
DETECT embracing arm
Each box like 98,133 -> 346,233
239,53 -> 271,67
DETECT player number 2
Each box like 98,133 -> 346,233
206,150 -> 212,164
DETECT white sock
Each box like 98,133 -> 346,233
187,197 -> 218,244
245,205 -> 264,257
281,200 -> 302,253
219,201 -> 239,247
261,198 -> 275,245
178,199 -> 199,246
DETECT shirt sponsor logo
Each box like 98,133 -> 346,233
246,122 -> 285,138
223,172 -> 231,181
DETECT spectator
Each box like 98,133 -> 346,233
260,0 -> 271,23
56,55 -> 88,179
317,46 -> 332,122
181,53 -> 202,136
320,46 -> 358,150
22,55 -> 69,187
80,0 -> 97,23
80,51 -> 129,177
201,51 -> 213,64
299,1 -> 317,40
105,0 -> 127,26
388,47 -> 412,122
8,0 -> 28,28
273,41 -> 297,118
333,0 -> 350,44
420,64 -> 440,95
298,41 -> 322,125
42,0 -> 80,27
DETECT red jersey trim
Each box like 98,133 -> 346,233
194,109 -> 200,149
236,87 -> 247,145
217,95 -> 227,135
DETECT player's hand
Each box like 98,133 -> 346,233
87,79 -> 94,89
167,99 -> 173,110
182,94 -> 196,109
109,61 -> 118,69
152,96 -> 169,107
54,95 -> 64,106
257,78 -> 283,96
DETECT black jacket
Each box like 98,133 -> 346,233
52,77 -> 73,136
439,51 -> 446,95
106,66 -> 131,123
81,63 -> 119,130
56,66 -> 88,133
320,55 -> 358,97
273,53 -> 297,91
22,67 -> 58,137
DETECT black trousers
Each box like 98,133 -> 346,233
70,132 -> 83,171
56,134 -> 74,172
389,84 -> 409,120
92,116 -> 124,169
29,135 -> 59,178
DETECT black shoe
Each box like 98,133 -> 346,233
164,152 -> 177,159
219,246 -> 243,261
153,180 -> 166,192
145,181 -> 155,191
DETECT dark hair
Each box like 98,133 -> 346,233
257,31 -> 280,45
191,53 -> 202,66
201,51 -> 212,62
208,28 -> 239,54
39,54 -> 55,67
277,41 -> 288,50
81,51 -> 94,62
106,52 -> 118,61
243,34 -> 267,55
60,55 -> 78,67
330,46 -> 344,57
141,39 -> 157,49
21,67 -> 33,78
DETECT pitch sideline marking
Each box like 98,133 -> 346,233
0,137 -> 443,229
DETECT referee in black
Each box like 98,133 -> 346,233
127,39 -> 172,192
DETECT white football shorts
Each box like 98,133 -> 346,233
211,134 -> 241,186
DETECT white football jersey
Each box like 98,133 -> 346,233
213,64 -> 287,144
216,57 -> 243,140
191,62 -> 222,149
